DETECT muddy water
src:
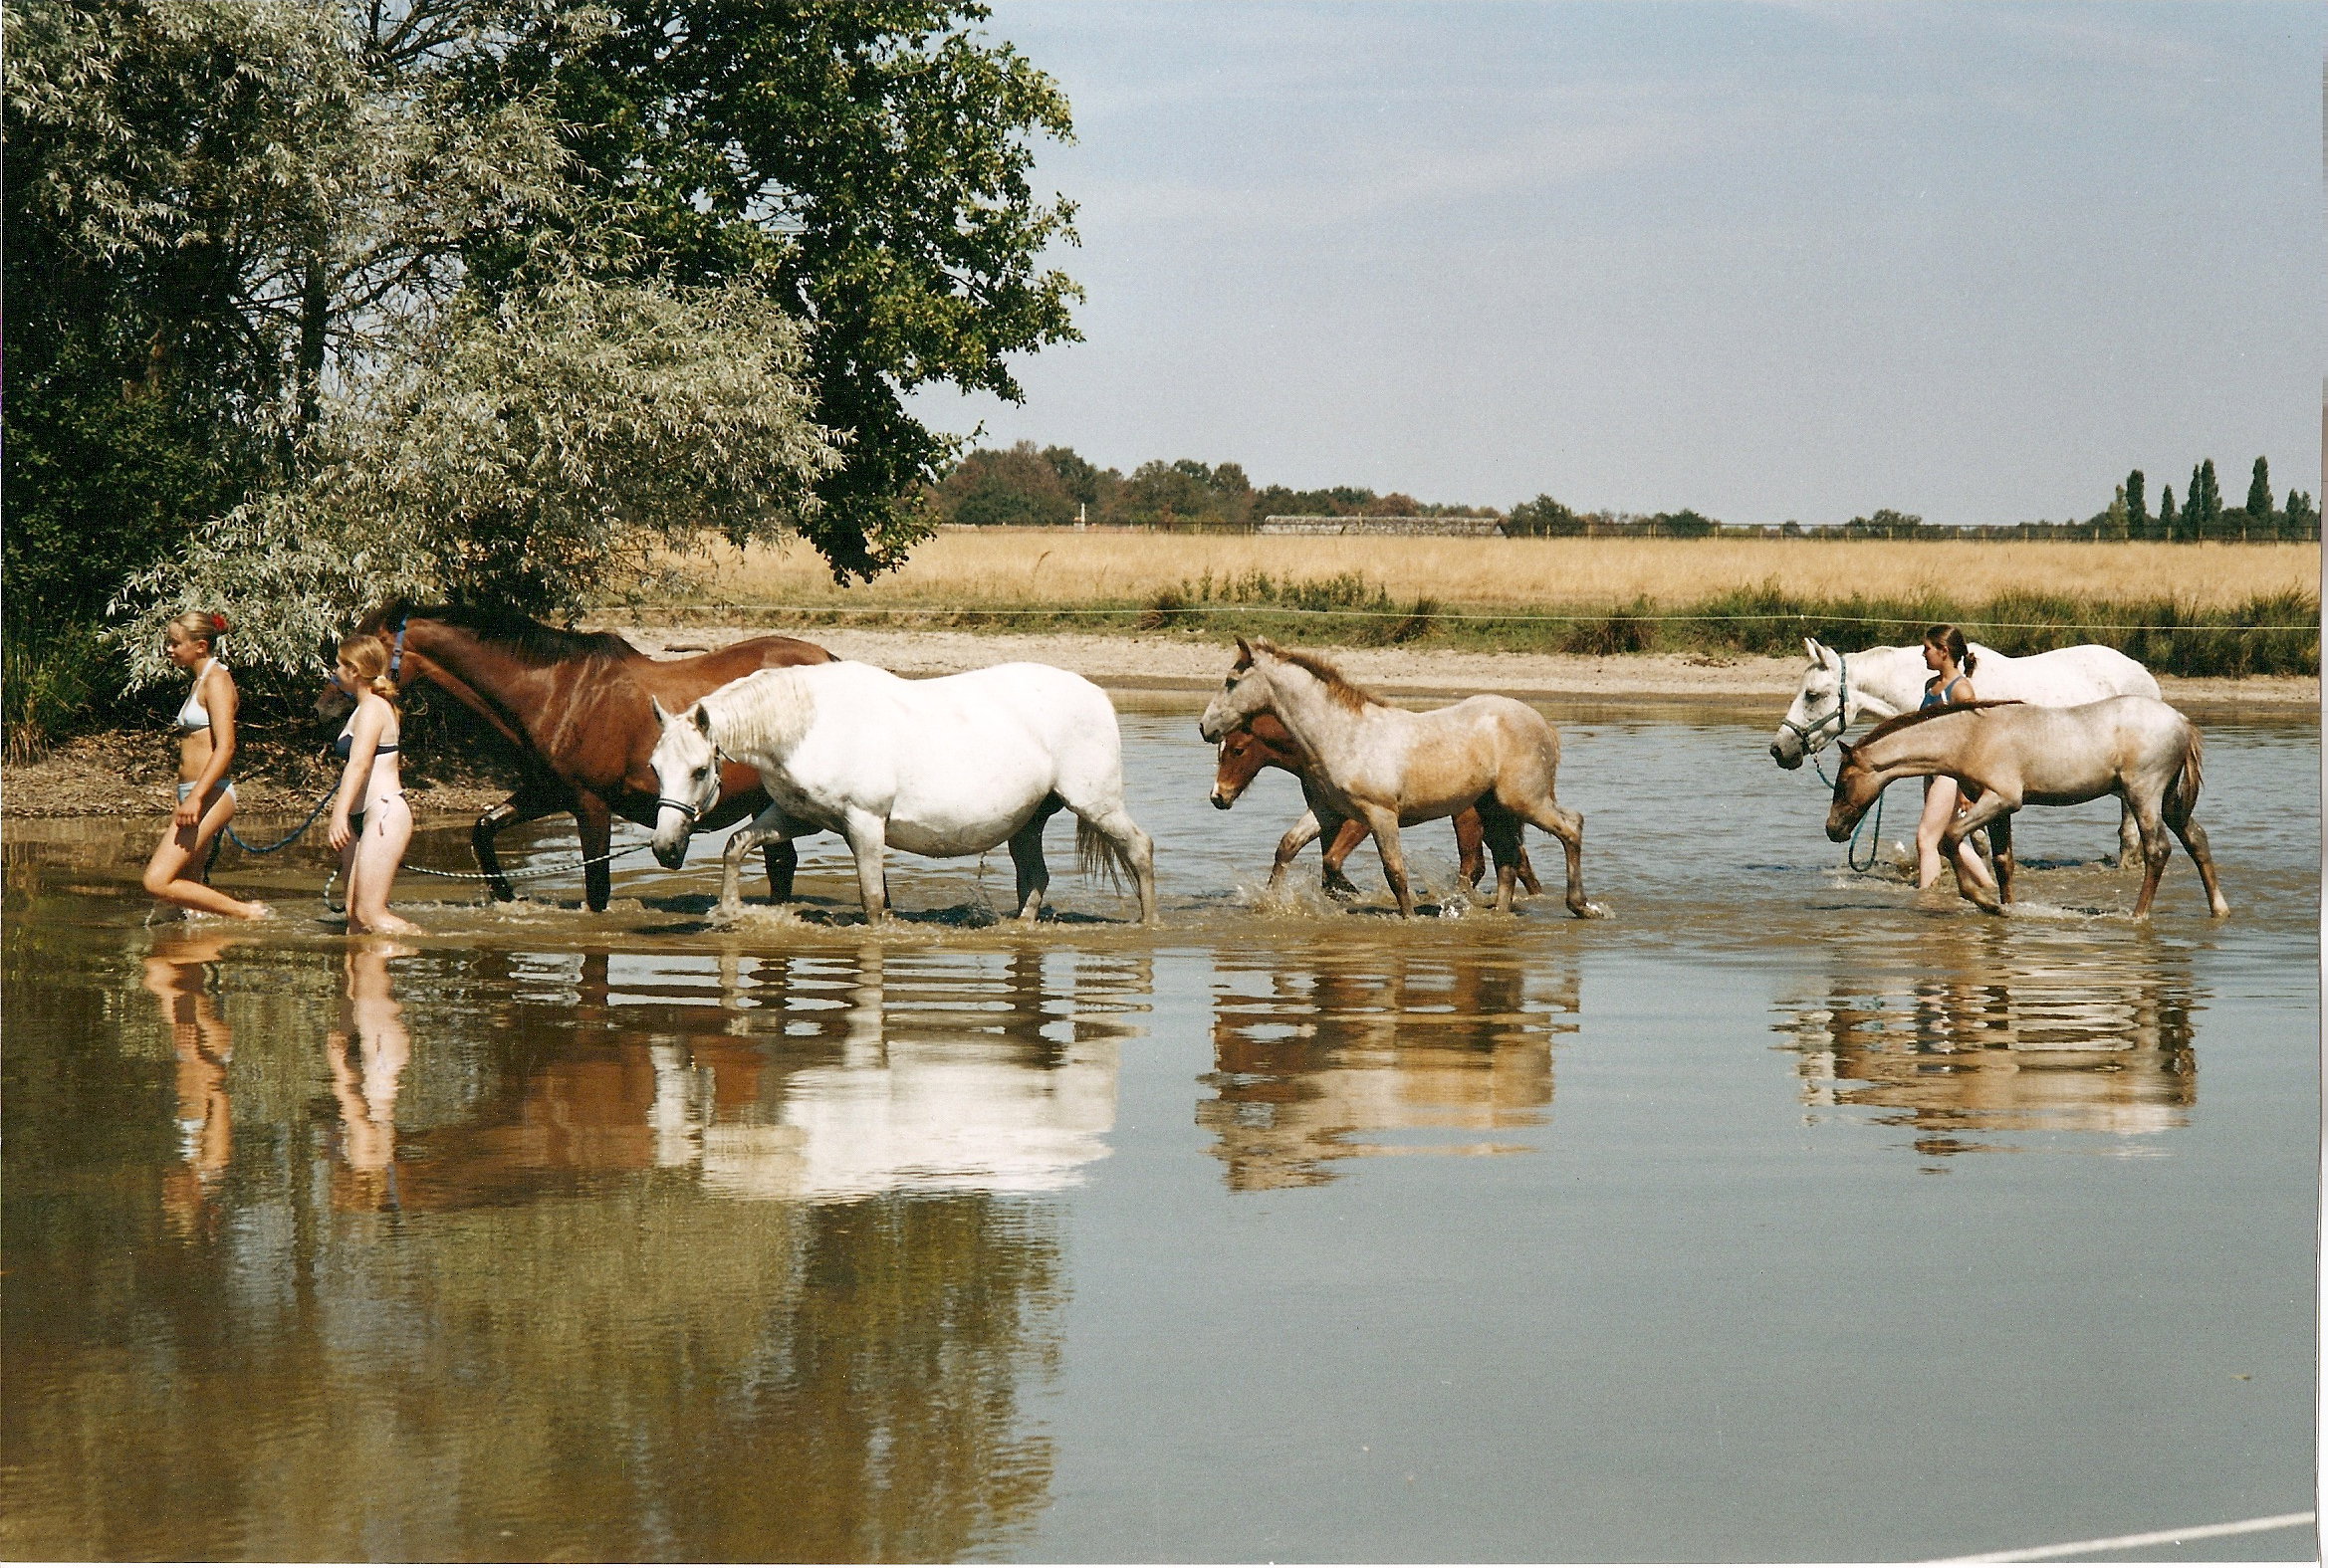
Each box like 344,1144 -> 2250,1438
3,700 -> 2315,1563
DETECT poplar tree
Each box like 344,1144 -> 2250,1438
2245,456 -> 2273,535
2158,484 -> 2178,540
2124,469 -> 2148,540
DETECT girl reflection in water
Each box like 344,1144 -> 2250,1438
328,635 -> 422,935
326,940 -> 413,1209
140,930 -> 241,1237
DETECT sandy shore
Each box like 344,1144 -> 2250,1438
6,627 -> 2312,819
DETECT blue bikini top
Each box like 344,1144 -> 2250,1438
1920,674 -> 1970,710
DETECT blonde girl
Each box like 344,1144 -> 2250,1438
1913,623 -> 1999,898
142,610 -> 271,920
327,635 -> 423,935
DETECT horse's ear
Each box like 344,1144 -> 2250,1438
1233,635 -> 1254,669
1805,637 -> 1829,668
649,695 -> 669,725
692,704 -> 713,736
1834,739 -> 1854,763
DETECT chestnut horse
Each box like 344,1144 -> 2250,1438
1210,714 -> 1541,900
345,603 -> 830,910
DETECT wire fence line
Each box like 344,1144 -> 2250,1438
617,602 -> 2322,633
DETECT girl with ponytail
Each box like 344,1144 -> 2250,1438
1913,623 -> 1998,897
328,635 -> 421,934
143,611 -> 271,920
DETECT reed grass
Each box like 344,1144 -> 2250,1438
635,532 -> 2321,678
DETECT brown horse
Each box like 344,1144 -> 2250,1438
345,603 -> 830,910
1211,714 -> 1541,900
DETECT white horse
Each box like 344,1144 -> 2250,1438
1770,637 -> 2160,860
647,662 -> 1158,924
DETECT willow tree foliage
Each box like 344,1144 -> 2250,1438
8,0 -> 1081,692
119,269 -> 840,684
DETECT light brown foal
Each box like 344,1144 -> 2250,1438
1211,713 -> 1543,899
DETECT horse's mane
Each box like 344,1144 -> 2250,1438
1857,699 -> 2024,746
1253,638 -> 1377,712
359,600 -> 638,667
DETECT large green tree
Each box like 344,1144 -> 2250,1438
464,0 -> 1082,579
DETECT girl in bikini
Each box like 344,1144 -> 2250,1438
142,610 -> 271,920
328,635 -> 423,935
1913,623 -> 1999,899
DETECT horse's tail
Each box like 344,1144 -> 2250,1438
1077,813 -> 1136,890
2171,724 -> 2205,817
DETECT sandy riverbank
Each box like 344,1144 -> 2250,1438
6,627 -> 2313,818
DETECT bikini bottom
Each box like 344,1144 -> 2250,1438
349,791 -> 409,842
176,781 -> 237,804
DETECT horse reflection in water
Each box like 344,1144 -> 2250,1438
141,930 -> 242,1239
1777,930 -> 2200,1161
1199,943 -> 1580,1191
370,945 -> 1147,1207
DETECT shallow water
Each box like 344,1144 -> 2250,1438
3,700 -> 2316,1563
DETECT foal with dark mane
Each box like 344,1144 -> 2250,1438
346,602 -> 830,910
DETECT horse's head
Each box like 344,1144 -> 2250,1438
1823,740 -> 1882,841
1199,636 -> 1278,743
1772,637 -> 1848,770
646,695 -> 721,869
1210,713 -> 1302,809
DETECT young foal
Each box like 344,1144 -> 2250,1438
1210,714 -> 1542,899
1199,637 -> 1593,919
1825,697 -> 2227,919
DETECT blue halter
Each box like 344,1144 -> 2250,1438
388,617 -> 408,682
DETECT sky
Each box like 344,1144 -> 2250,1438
907,1 -> 2326,525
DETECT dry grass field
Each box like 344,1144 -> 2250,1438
682,530 -> 2318,612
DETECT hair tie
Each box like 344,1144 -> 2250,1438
210,611 -> 230,633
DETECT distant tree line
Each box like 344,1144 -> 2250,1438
2114,458 -> 2317,542
933,446 -> 2318,541
932,443 -> 1497,527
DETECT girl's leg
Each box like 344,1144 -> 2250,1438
143,789 -> 269,919
348,797 -> 422,934
1914,778 -> 1961,888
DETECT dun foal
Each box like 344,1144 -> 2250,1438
1199,637 -> 1593,919
1825,697 -> 2228,919
1211,714 -> 1541,899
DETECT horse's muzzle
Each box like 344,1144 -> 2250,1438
652,839 -> 689,870
1769,737 -> 1803,770
1210,791 -> 1232,810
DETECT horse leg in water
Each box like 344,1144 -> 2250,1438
1355,803 -> 1418,918
1453,806 -> 1487,887
716,802 -> 796,919
1987,811 -> 2016,906
2116,800 -> 2145,870
1937,788 -> 2019,915
1007,797 -> 1064,922
1268,809 -> 1327,893
763,840 -> 799,904
1316,813 -> 1366,898
473,784 -> 568,902
1500,789 -> 1592,918
2160,776 -> 2231,917
1475,799 -> 1526,914
841,808 -> 891,924
575,791 -> 616,912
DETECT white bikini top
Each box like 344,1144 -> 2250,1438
175,658 -> 224,732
